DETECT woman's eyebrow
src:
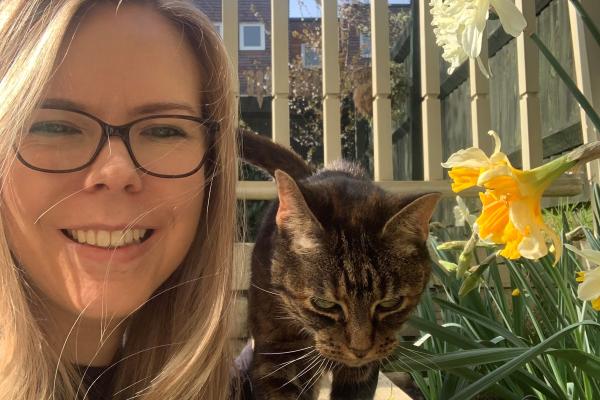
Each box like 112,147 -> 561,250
41,98 -> 199,116
130,102 -> 199,116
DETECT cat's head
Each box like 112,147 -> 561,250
270,169 -> 440,367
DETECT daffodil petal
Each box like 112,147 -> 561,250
565,244 -> 600,265
442,147 -> 490,168
508,199 -> 536,233
477,164 -> 512,186
462,23 -> 485,58
577,267 -> 600,301
542,221 -> 562,264
490,0 -> 527,37
517,228 -> 548,260
509,200 -> 549,259
488,130 -> 502,154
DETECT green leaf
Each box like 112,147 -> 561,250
391,347 -> 527,371
448,321 -> 600,400
407,315 -> 483,350
547,348 -> 600,377
569,0 -> 600,47
433,298 -> 525,347
458,262 -> 490,297
530,32 -> 600,133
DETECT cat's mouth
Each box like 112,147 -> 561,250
317,349 -> 381,367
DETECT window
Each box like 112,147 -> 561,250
214,22 -> 223,38
301,43 -> 321,68
240,23 -> 265,50
359,32 -> 371,58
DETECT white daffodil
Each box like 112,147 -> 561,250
430,0 -> 527,77
566,245 -> 600,311
453,196 -> 477,227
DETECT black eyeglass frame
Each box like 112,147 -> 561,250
15,106 -> 218,179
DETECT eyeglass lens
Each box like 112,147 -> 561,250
18,109 -> 208,177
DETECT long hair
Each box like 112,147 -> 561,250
0,1 -> 239,399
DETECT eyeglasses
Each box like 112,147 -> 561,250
16,107 -> 216,179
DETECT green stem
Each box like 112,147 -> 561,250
529,155 -> 575,187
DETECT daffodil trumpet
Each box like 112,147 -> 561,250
442,131 -> 600,264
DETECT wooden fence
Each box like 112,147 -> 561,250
220,0 -> 599,201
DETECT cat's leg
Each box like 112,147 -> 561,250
330,363 -> 379,400
250,346 -> 326,400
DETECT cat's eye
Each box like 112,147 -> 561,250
377,297 -> 405,311
311,297 -> 339,311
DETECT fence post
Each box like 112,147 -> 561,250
469,26 -> 493,153
568,1 -> 600,183
515,0 -> 543,169
271,0 -> 290,146
322,0 -> 342,164
419,1 -> 443,180
371,0 -> 393,181
222,0 -> 239,97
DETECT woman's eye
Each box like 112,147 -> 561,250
311,297 -> 339,311
29,122 -> 81,135
142,126 -> 187,139
377,297 -> 405,311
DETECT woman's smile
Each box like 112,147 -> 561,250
59,225 -> 159,268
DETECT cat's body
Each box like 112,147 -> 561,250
239,130 -> 440,400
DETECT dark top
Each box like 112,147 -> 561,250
78,344 -> 254,399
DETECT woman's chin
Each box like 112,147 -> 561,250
59,284 -> 153,322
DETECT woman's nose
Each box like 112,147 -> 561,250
83,137 -> 143,193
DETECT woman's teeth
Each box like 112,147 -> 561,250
66,229 -> 148,248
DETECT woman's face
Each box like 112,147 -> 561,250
2,4 -> 207,320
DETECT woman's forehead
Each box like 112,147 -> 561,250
46,2 -> 204,121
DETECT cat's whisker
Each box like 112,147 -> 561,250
396,344 -> 436,366
272,350 -> 317,369
251,283 -> 280,297
393,347 -> 435,371
387,354 -> 417,375
259,345 -> 314,355
297,358 -> 328,399
277,353 -> 323,390
260,350 -> 318,380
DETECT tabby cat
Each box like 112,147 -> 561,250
239,129 -> 440,400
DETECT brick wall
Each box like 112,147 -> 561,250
192,1 -> 409,96
194,0 -> 272,95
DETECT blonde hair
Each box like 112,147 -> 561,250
0,1 -> 239,399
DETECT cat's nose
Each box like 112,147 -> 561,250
350,347 -> 370,358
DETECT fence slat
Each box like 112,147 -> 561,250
419,3 -> 443,180
469,26 -> 493,153
222,0 -> 239,96
516,0 -> 543,169
236,175 -> 582,200
322,0 -> 342,164
271,1 -> 290,147
568,2 -> 600,183
371,0 -> 393,181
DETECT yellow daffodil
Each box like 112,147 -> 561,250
430,0 -> 527,76
566,245 -> 600,311
511,288 -> 521,297
442,131 -> 577,263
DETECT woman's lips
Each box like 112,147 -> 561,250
59,228 -> 157,268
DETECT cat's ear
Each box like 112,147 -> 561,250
381,192 -> 441,242
274,169 -> 323,235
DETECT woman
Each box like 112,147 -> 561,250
0,1 -> 241,399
